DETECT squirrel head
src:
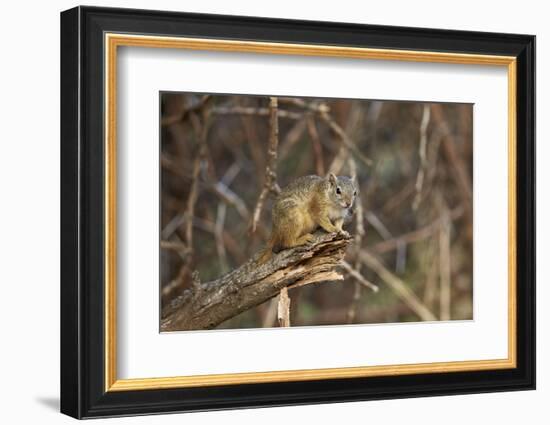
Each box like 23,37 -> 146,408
326,173 -> 357,209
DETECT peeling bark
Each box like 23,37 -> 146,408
161,231 -> 351,331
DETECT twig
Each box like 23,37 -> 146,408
431,104 -> 472,214
287,270 -> 343,289
185,112 -> 208,249
160,154 -> 191,180
365,211 -> 393,240
162,278 -> 186,298
359,250 -> 437,321
215,203 -> 229,273
370,206 -> 463,254
341,261 -> 379,292
262,298 -> 278,327
413,104 -> 431,210
395,242 -> 407,274
319,110 -> 372,168
307,117 -> 326,176
279,117 -> 308,160
192,216 -> 247,264
160,240 -> 190,256
282,98 -> 372,172
250,97 -> 281,234
278,97 -> 330,114
163,110 -> 210,300
439,204 -> 452,321
163,176 -> 251,239
347,278 -> 363,324
240,112 -> 265,178
160,235 -> 193,299
365,210 -> 409,272
382,182 -> 415,214
210,182 -> 250,220
348,158 -> 365,240
327,147 -> 349,175
164,261 -> 193,300
345,157 -> 368,322
212,105 -> 302,120
277,287 -> 291,327
423,252 -> 439,309
161,95 -> 211,126
220,162 -> 241,186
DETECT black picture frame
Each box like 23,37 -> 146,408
61,5 -> 535,419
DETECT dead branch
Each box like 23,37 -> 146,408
365,211 -> 393,240
160,240 -> 190,255
319,109 -> 373,168
438,201 -> 452,321
163,110 -> 210,298
277,287 -> 291,327
278,97 -> 329,114
348,159 -> 365,240
345,157 -> 369,322
358,250 -> 437,321
215,203 -> 229,273
184,113 -> 207,249
279,117 -> 309,160
262,298 -> 278,327
212,105 -> 302,120
161,95 -> 211,126
281,97 -> 372,171
412,104 -> 431,210
341,260 -> 379,292
431,104 -> 473,214
307,117 -> 325,176
191,216 -> 247,264
250,97 -> 281,234
370,206 -> 463,254
210,181 -> 250,220
381,182 -> 415,214
346,279 -> 363,324
161,231 -> 351,331
423,251 -> 439,309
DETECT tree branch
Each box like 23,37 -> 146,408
161,231 -> 351,331
250,97 -> 281,234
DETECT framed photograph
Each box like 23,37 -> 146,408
60,6 -> 535,419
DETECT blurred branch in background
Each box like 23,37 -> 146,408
160,93 -> 473,330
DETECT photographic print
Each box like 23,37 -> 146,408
160,93 -> 473,332
61,8 -> 535,417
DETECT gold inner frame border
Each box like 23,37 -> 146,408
104,33 -> 517,392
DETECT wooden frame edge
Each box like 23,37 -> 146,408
103,33 -> 518,392
108,358 -> 516,391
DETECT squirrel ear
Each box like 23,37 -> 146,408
328,173 -> 337,186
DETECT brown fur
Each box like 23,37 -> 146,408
258,174 -> 356,264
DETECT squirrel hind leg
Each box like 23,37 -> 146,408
274,211 -> 305,250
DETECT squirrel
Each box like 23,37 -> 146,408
258,173 -> 357,264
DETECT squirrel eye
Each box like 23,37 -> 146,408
336,187 -> 341,195
353,191 -> 357,196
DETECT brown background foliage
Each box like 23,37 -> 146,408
160,93 -> 473,330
